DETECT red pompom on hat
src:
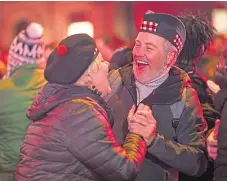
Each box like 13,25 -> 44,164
57,45 -> 68,56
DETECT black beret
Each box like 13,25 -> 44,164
140,10 -> 186,53
44,34 -> 98,85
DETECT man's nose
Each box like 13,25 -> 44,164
134,47 -> 145,57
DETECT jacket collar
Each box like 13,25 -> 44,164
119,64 -> 192,105
119,64 -> 137,103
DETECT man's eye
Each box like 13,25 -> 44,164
147,47 -> 153,51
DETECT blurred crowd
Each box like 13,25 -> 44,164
0,9 -> 227,181
1,25 -> 227,80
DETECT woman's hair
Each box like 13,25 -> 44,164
177,11 -> 216,64
76,54 -> 102,86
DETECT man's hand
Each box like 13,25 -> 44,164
207,119 -> 221,160
127,104 -> 157,146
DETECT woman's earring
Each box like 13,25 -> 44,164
91,85 -> 102,96
97,91 -> 102,96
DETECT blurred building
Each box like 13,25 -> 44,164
0,1 -> 226,50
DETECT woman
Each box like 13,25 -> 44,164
14,34 -> 156,181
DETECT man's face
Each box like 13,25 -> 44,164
132,32 -> 169,84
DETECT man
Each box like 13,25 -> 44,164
105,11 -> 208,181
176,12 -> 220,181
0,22 -> 46,180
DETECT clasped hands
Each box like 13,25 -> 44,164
127,103 -> 157,146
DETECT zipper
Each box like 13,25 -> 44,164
165,171 -> 169,181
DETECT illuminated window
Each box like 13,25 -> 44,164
67,21 -> 94,37
212,9 -> 227,34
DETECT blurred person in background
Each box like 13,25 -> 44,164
176,11 -> 220,181
14,34 -> 156,181
206,48 -> 227,181
109,47 -> 133,71
95,38 -> 114,62
0,22 -> 46,180
95,35 -> 133,68
95,37 -> 133,70
176,11 -> 220,129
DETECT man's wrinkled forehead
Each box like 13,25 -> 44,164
135,32 -> 166,45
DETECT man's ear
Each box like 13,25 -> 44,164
166,50 -> 178,67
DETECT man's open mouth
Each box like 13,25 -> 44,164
136,60 -> 149,67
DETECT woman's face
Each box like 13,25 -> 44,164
92,53 -> 112,97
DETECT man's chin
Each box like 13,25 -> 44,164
134,75 -> 149,84
134,72 -> 160,84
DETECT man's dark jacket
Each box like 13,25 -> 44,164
106,64 -> 208,181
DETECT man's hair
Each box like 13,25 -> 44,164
163,40 -> 178,65
177,11 -> 216,63
164,40 -> 176,54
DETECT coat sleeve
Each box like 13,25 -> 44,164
214,102 -> 227,181
214,89 -> 227,181
65,100 -> 147,181
147,87 -> 208,177
214,89 -> 227,113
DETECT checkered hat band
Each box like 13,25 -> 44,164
173,34 -> 183,53
140,21 -> 158,32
